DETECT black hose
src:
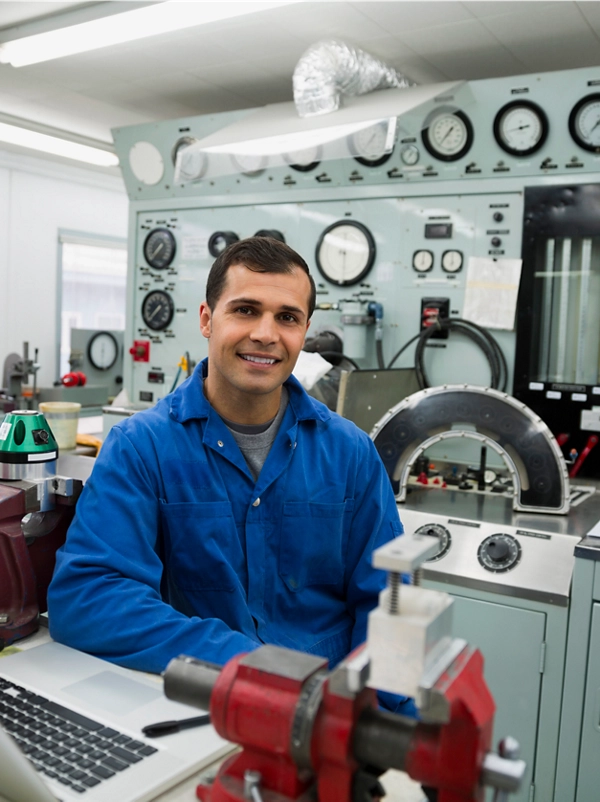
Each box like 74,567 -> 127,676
387,318 -> 507,392
375,339 -> 385,370
311,350 -> 361,371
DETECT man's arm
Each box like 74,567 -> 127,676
48,425 -> 260,674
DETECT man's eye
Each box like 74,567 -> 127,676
280,314 -> 298,323
236,307 -> 254,315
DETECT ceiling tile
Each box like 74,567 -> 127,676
352,1 -> 473,31
465,1 -> 566,20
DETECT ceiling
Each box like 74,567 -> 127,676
0,0 -> 598,153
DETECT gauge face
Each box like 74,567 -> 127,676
422,109 -> 474,161
415,523 -> 452,562
315,220 -> 376,286
349,122 -> 394,167
400,144 -> 420,165
441,249 -> 463,273
143,228 -> 176,270
569,93 -> 600,153
141,290 -> 174,331
208,231 -> 239,258
412,250 -> 434,273
493,100 -> 549,156
284,145 -> 321,172
477,533 -> 521,573
171,136 -> 208,182
87,331 -> 118,371
230,153 -> 268,175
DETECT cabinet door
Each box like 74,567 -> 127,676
576,603 -> 600,802
450,595 -> 546,802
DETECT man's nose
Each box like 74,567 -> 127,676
250,313 -> 278,343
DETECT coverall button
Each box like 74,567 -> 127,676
217,440 -> 224,447
252,498 -> 261,507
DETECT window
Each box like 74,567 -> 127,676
58,234 -> 127,377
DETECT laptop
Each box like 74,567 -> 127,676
0,641 -> 233,802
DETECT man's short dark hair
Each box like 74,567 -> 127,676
206,236 -> 316,318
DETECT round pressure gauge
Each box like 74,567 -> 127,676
230,153 -> 268,175
421,109 -> 474,162
493,100 -> 549,156
441,249 -> 463,273
171,136 -> 208,182
315,220 -> 376,286
349,122 -> 393,167
569,94 -> 600,153
284,145 -> 321,172
208,231 -> 239,258
400,144 -> 420,165
143,228 -> 176,270
141,290 -> 174,331
87,331 -> 119,371
412,250 -> 434,273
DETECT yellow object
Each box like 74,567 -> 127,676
178,355 -> 188,372
76,433 -> 103,456
38,401 -> 81,450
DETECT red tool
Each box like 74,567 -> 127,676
61,371 -> 87,387
569,434 -> 599,478
165,643 -> 523,802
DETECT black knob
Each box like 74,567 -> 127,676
491,236 -> 502,247
493,212 -> 504,222
488,539 -> 509,562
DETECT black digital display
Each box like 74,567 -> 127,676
425,223 -> 453,239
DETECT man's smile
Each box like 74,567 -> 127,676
239,353 -> 281,366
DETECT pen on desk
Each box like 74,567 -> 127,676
142,713 -> 211,738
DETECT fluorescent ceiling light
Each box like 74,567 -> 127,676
0,123 -> 119,167
0,1 -> 301,67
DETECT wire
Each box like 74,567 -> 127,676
388,318 -> 508,392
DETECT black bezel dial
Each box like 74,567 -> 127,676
569,93 -> 600,153
493,100 -> 549,157
87,331 -> 119,371
141,290 -> 175,331
415,523 -> 452,562
208,231 -> 239,258
477,533 -> 522,573
143,228 -> 176,270
315,220 -> 376,286
421,109 -> 474,162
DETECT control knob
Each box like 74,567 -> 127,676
414,523 -> 452,562
477,533 -> 521,573
491,236 -> 502,247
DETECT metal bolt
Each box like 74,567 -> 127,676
388,571 -> 400,614
492,737 -> 521,802
244,770 -> 264,802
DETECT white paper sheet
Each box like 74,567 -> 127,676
463,257 -> 523,330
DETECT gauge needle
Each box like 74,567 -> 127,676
591,118 -> 600,133
151,242 -> 164,258
148,305 -> 162,320
508,124 -> 531,132
440,125 -> 454,143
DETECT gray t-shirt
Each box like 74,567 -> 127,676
221,386 -> 289,480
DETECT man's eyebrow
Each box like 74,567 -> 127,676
226,297 -> 306,316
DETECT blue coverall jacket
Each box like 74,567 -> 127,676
48,360 -> 404,687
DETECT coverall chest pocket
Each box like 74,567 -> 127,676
279,500 -> 352,591
160,500 -> 240,591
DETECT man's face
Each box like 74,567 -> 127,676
199,263 -> 311,409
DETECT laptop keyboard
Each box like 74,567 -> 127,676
0,676 -> 158,795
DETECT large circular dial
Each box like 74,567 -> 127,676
284,145 -> 321,172
87,331 -> 119,371
569,94 -> 600,153
230,153 -> 268,175
349,122 -> 394,167
141,290 -> 174,331
477,533 -> 522,573
315,220 -> 376,286
422,109 -> 474,161
143,228 -> 176,270
415,523 -> 452,562
208,231 -> 239,258
493,100 -> 549,156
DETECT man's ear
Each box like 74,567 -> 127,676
199,302 -> 212,339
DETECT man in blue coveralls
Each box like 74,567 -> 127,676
48,236 -> 410,714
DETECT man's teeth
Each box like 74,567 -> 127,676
241,355 -> 276,364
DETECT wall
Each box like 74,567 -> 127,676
0,148 -> 128,388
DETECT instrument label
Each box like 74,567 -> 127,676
0,421 -> 11,441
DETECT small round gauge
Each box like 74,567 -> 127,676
315,220 -> 376,286
255,229 -> 285,243
208,231 -> 239,258
87,331 -> 119,371
143,228 -> 176,270
349,122 -> 394,167
477,533 -> 522,573
141,290 -> 175,332
171,136 -> 208,182
441,249 -> 463,273
412,250 -> 434,273
484,469 -> 497,485
569,94 -> 600,153
230,153 -> 268,175
284,145 -> 321,172
415,523 -> 452,562
422,109 -> 474,162
400,144 -> 420,165
493,100 -> 549,156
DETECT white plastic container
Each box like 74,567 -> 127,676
39,401 -> 81,451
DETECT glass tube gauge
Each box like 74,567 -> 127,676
316,220 -> 376,286
493,101 -> 549,156
569,94 -> 600,153
422,109 -> 474,161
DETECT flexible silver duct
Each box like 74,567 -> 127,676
293,40 -> 412,118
